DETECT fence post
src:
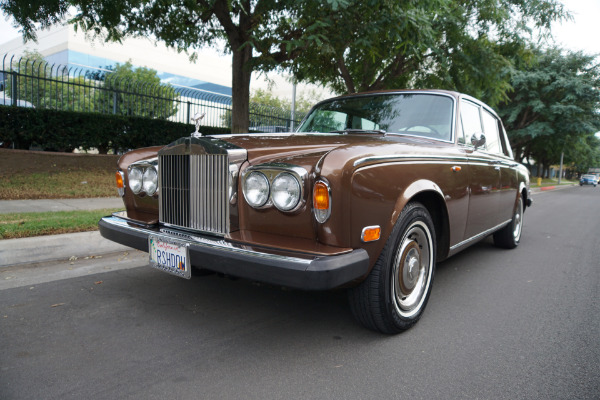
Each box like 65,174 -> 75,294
11,72 -> 18,106
113,91 -> 117,114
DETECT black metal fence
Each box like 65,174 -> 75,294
0,54 -> 306,131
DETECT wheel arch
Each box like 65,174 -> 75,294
519,182 -> 530,213
392,181 -> 450,262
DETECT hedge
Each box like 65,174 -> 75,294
0,106 -> 231,153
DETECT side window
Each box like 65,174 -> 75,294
481,110 -> 501,154
460,101 -> 482,146
351,115 -> 379,130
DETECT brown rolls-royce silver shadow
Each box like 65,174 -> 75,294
99,89 -> 532,333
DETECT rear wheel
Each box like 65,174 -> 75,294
493,195 -> 524,249
348,202 -> 436,334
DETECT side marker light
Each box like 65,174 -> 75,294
361,226 -> 381,242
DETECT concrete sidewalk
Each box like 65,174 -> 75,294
0,197 -> 129,267
0,231 -> 132,267
0,197 -> 123,214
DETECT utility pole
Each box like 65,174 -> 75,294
290,81 -> 296,132
558,151 -> 564,185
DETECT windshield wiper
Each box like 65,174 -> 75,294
329,129 -> 387,135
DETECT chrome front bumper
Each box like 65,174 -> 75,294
98,215 -> 370,290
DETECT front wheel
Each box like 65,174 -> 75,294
348,202 -> 436,334
493,195 -> 524,249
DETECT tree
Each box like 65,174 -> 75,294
283,0 -> 567,107
221,88 -> 318,130
92,61 -> 179,119
496,48 -> 600,176
1,0 -> 340,133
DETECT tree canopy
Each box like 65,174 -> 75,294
283,0 -> 568,107
497,48 -> 600,175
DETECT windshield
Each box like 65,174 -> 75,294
297,93 -> 454,141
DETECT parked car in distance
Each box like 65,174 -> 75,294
99,89 -> 533,334
580,174 -> 598,186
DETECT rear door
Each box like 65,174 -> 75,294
459,100 -> 502,239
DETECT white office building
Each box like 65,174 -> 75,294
0,23 -> 322,101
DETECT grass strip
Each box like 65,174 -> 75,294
0,209 -> 122,239
0,171 -> 117,200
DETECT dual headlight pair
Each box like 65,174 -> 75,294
243,167 -> 304,212
127,163 -> 159,196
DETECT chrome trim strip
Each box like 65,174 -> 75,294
102,215 -> 313,265
450,219 -> 512,251
354,154 -> 469,167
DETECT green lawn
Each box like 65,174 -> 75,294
0,209 -> 121,239
0,171 -> 117,200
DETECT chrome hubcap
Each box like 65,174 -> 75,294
392,221 -> 433,318
513,198 -> 523,240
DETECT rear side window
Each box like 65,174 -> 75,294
481,109 -> 501,154
460,101 -> 482,145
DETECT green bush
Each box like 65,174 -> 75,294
0,106 -> 231,153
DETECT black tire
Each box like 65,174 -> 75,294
493,195 -> 524,249
348,202 -> 436,334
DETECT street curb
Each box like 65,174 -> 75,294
0,231 -> 132,267
530,183 -> 576,193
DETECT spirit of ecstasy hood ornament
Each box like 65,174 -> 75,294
191,112 -> 206,138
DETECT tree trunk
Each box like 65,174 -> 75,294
231,44 -> 252,133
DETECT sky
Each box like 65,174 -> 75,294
1,1 -> 599,55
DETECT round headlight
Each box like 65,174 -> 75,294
142,167 -> 158,195
271,172 -> 301,211
244,171 -> 270,208
128,167 -> 143,194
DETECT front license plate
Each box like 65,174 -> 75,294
148,235 -> 191,279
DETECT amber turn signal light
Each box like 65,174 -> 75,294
116,171 -> 125,197
313,181 -> 330,210
361,226 -> 381,242
116,171 -> 124,188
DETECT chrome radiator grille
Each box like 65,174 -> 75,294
158,154 -> 229,235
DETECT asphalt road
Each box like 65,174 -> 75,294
1,186 -> 599,400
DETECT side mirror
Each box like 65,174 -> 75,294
471,132 -> 486,150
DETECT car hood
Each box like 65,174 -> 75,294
223,132 -> 453,174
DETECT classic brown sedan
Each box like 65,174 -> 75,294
99,90 -> 532,333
